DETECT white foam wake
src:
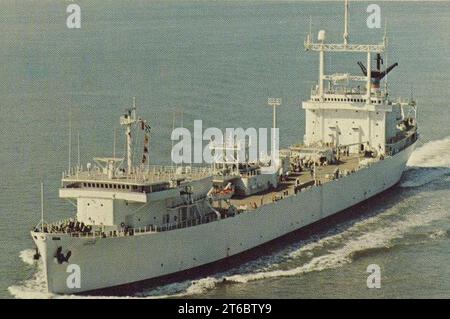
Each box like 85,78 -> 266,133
19,249 -> 37,266
401,136 -> 450,187
8,250 -> 54,299
139,200 -> 449,297
222,205 -> 448,285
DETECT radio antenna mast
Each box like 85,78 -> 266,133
77,131 -> 80,168
40,181 -> 44,230
343,0 -> 349,45
68,108 -> 72,173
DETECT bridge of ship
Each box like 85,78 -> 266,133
61,164 -> 214,191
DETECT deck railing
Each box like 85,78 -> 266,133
35,214 -> 222,239
62,164 -> 214,184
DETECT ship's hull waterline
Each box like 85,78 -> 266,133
32,141 -> 416,295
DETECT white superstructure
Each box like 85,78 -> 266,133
30,0 -> 418,295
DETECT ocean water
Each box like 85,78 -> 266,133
0,0 -> 449,299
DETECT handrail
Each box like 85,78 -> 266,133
62,164 -> 214,184
37,214 -> 223,239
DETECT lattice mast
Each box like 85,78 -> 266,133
304,0 -> 387,103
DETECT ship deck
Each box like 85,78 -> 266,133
228,154 -> 368,210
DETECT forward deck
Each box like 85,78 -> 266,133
229,154 -> 368,210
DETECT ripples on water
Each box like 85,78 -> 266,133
3,0 -> 449,299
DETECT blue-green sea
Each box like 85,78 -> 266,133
0,0 -> 449,298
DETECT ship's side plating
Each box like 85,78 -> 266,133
32,141 -> 415,294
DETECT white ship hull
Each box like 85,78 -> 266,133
32,141 -> 416,295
